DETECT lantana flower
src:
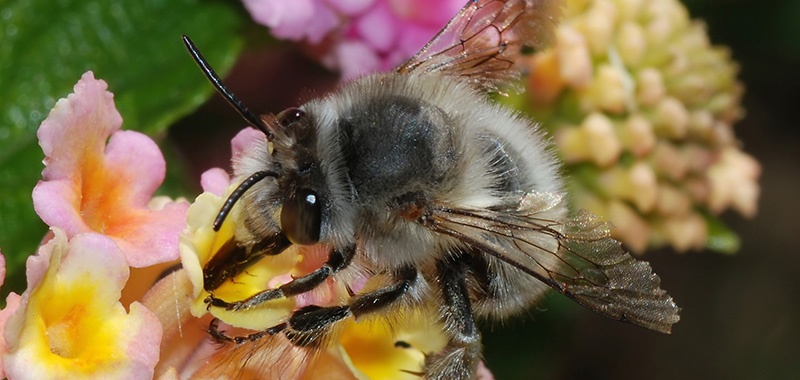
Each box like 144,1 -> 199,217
1,229 -> 161,379
31,72 -> 189,267
519,0 -> 760,253
242,0 -> 465,78
0,72 -> 181,379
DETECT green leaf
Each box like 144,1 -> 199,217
0,0 -> 246,296
703,211 -> 741,254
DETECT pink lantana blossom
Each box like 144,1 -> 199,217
242,0 -> 465,79
0,249 -> 5,291
32,72 -> 188,268
1,229 -> 162,379
0,249 -> 11,379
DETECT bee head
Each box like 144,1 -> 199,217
183,35 -> 326,247
262,106 -> 325,246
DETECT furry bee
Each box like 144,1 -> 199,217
183,0 -> 680,378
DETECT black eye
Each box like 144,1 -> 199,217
276,107 -> 305,127
281,188 -> 321,245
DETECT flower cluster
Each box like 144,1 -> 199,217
520,0 -> 760,253
241,0 -> 465,79
0,72 -> 186,379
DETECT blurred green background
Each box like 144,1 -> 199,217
1,0 -> 798,379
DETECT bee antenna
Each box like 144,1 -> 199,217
182,35 -> 274,140
214,170 -> 278,231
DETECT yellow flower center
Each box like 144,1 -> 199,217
22,265 -> 117,373
46,303 -> 89,358
79,156 -> 132,235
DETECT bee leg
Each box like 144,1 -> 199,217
207,317 -> 287,345
204,232 -> 292,292
425,255 -> 481,380
208,244 -> 356,311
283,266 -> 418,347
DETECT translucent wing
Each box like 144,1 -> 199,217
395,0 -> 563,92
422,192 -> 680,333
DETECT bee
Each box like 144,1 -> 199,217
182,0 -> 680,378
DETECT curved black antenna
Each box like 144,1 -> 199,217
182,35 -> 273,140
214,170 -> 278,231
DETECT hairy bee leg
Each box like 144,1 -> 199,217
208,245 -> 356,310
283,266 -> 418,347
208,318 -> 233,343
425,256 -> 481,380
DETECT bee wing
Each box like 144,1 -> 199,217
423,192 -> 680,333
395,0 -> 562,92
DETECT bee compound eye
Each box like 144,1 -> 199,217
276,107 -> 305,127
281,188 -> 321,245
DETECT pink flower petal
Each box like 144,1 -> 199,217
103,130 -> 166,206
31,180 -> 84,236
243,0 -> 315,40
332,40 -> 382,80
243,0 -> 470,77
32,72 -> 188,267
395,21 -> 441,58
388,0 -> 464,26
0,248 -> 5,290
307,2 -> 341,44
326,0 -> 375,15
355,2 -> 399,51
231,127 -> 266,158
200,168 -> 231,196
37,73 -> 122,182
0,293 -> 21,379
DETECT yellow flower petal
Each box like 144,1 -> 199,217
3,229 -> 161,379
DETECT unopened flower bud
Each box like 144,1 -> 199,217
651,141 -> 688,181
619,114 -> 656,156
599,161 -> 658,213
577,0 -> 617,55
616,21 -> 647,67
588,64 -> 629,114
607,200 -> 650,253
656,212 -> 707,252
636,68 -> 666,107
556,25 -> 594,88
653,96 -> 690,139
707,148 -> 761,217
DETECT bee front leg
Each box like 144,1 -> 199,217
425,254 -> 481,380
207,244 -> 356,310
283,266 -> 418,347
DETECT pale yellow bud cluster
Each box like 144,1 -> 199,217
521,0 -> 760,253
